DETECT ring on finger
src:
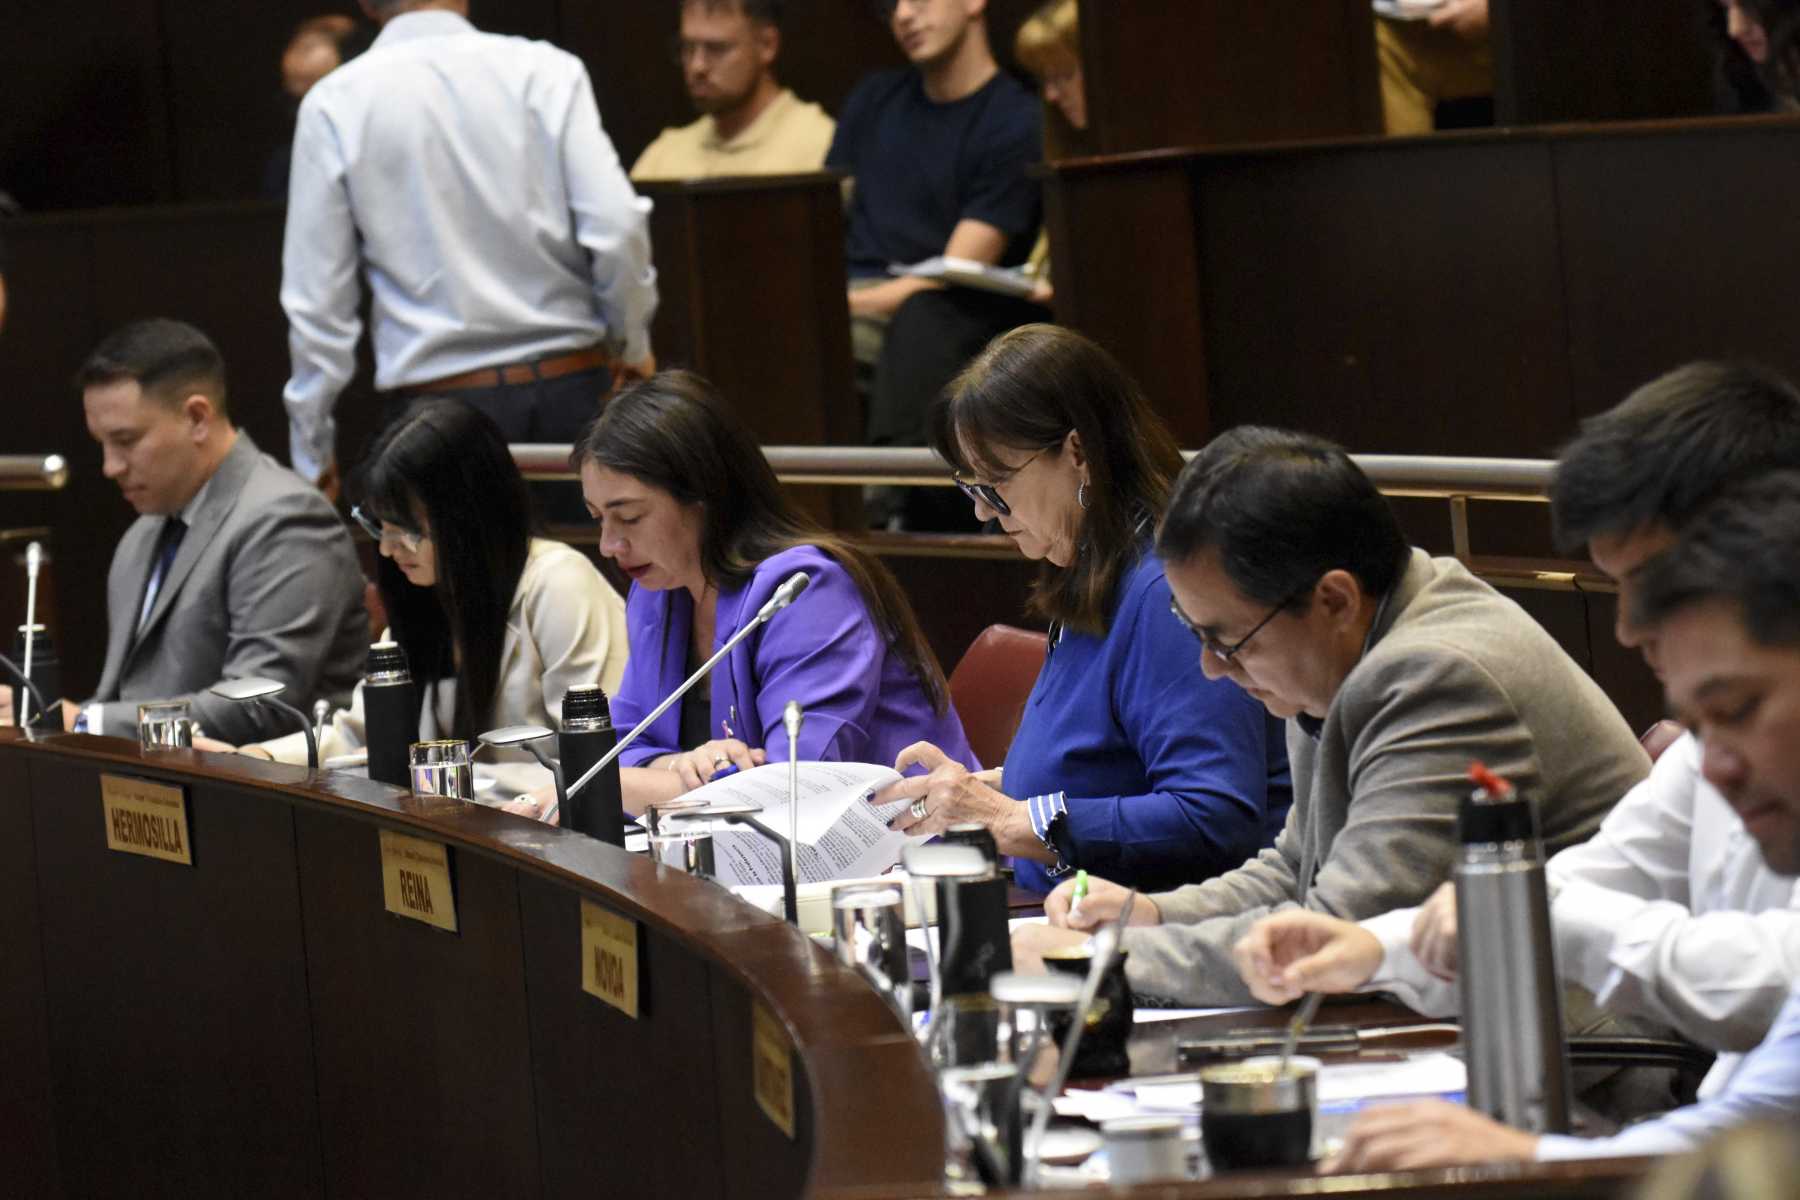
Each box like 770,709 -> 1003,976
909,797 -> 929,821
712,756 -> 731,770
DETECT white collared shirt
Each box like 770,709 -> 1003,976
280,10 -> 658,480
1365,731 -> 1800,1098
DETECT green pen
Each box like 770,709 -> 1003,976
1070,869 -> 1089,921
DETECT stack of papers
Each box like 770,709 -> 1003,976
1114,1051 -> 1468,1116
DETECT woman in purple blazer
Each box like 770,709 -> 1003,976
572,370 -> 977,813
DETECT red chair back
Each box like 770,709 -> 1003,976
947,624 -> 1048,770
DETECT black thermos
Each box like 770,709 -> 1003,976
363,641 -> 420,787
560,684 -> 623,845
937,822 -> 1014,1066
12,625 -> 63,732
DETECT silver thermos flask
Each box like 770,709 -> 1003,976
1454,762 -> 1572,1134
363,641 -> 420,788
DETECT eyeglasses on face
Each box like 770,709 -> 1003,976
351,504 -> 426,554
952,447 -> 1047,518
1169,586 -> 1305,664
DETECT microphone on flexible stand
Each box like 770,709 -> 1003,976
0,649 -> 54,732
562,570 -> 812,807
21,542 -> 40,726
784,700 -> 804,909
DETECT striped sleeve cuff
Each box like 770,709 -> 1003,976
1026,791 -> 1073,878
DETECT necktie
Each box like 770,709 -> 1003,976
136,516 -> 188,636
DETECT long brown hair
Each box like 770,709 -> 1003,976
573,370 -> 950,712
931,324 -> 1183,635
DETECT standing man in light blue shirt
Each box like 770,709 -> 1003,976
280,0 -> 658,498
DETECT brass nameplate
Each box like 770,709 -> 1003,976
580,900 -> 640,1019
752,1002 -> 796,1140
379,830 -> 458,933
101,774 -> 193,866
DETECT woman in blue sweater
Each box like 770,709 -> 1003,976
876,325 -> 1291,894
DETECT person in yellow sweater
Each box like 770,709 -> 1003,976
631,0 -> 834,181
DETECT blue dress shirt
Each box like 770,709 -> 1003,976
1004,546 -> 1292,895
1537,985 -> 1800,1159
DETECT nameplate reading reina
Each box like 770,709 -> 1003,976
580,899 -> 640,1019
752,1002 -> 797,1139
379,830 -> 458,933
101,774 -> 194,866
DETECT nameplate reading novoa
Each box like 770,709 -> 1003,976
101,774 -> 193,866
379,830 -> 458,933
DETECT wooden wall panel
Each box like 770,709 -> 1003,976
0,749 -> 61,1198
294,806 -> 539,1200
1083,0 -> 1380,154
30,761 -> 322,1199
518,873 -> 726,1199
1195,137 -> 1572,456
1553,120 -> 1800,418
1492,0 -> 1715,125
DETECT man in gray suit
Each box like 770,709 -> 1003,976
1,320 -> 366,743
1019,427 -> 1648,1005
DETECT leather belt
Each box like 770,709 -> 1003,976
400,347 -> 612,396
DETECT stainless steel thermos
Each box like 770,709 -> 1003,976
559,683 -> 623,845
1454,761 -> 1572,1134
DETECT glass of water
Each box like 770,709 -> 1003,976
137,700 -> 195,752
409,739 -> 473,800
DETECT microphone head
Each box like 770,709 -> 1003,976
783,700 -> 803,739
25,542 -> 42,576
774,570 -> 810,607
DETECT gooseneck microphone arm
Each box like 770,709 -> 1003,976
0,651 -> 53,727
563,570 -> 811,806
21,541 -> 41,726
258,695 -> 319,770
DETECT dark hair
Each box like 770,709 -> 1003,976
1705,0 -> 1800,109
573,371 -> 949,711
931,325 -> 1184,634
1157,427 -> 1409,610
355,399 -> 533,740
683,0 -> 784,26
75,318 -> 230,420
1633,469 -> 1800,650
1550,362 -> 1800,554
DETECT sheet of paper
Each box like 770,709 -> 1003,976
1133,1006 -> 1263,1024
698,762 -> 913,887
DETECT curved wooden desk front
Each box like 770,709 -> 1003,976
0,730 -> 943,1199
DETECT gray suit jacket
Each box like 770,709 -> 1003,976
1124,550 -> 1650,1005
91,433 -> 367,744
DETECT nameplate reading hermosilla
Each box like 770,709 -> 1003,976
101,774 -> 193,866
379,830 -> 458,933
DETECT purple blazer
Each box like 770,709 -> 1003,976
611,545 -> 979,770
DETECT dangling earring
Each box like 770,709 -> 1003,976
1077,481 -> 1090,510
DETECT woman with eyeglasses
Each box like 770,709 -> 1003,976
232,399 -> 628,799
549,369 -> 976,817
871,324 -> 1292,895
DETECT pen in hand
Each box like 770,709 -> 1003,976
1069,869 -> 1089,923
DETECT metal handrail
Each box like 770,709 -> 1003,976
0,455 -> 70,492
510,443 -> 1556,501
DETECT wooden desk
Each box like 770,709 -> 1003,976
0,729 -> 942,1199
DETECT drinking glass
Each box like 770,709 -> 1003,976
409,739 -> 473,800
137,700 -> 195,752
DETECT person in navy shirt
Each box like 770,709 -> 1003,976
877,326 -> 1291,894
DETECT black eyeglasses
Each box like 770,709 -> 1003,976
953,448 -> 1046,518
1169,587 -> 1304,664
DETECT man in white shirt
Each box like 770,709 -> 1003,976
281,0 -> 658,497
631,0 -> 835,181
1231,361 -> 1800,1168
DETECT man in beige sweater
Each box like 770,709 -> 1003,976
632,0 -> 834,181
1018,427 -> 1648,1005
